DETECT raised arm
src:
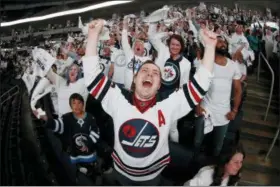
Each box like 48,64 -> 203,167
121,17 -> 134,62
83,19 -> 122,117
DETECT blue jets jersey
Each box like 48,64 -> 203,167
82,56 -> 213,181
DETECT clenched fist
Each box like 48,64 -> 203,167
87,19 -> 105,38
200,29 -> 218,48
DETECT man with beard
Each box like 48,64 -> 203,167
194,36 -> 242,157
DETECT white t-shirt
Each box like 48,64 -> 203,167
110,48 -> 126,85
184,166 -> 229,186
229,33 -> 250,55
238,62 -> 247,76
200,59 -> 242,126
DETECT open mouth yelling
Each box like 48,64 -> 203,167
142,80 -> 152,88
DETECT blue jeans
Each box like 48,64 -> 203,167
194,116 -> 229,156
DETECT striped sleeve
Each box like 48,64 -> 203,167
46,117 -> 64,134
182,65 -> 212,108
87,73 -> 112,101
82,55 -> 112,101
82,55 -> 123,117
89,130 -> 100,143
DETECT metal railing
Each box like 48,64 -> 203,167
0,86 -> 20,105
265,52 -> 280,161
256,52 -> 275,121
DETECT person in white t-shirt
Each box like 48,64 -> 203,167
194,36 -> 242,156
184,144 -> 245,186
121,17 -> 152,90
228,25 -> 250,55
232,47 -> 247,82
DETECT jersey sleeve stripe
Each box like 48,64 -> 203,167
112,152 -> 170,177
97,79 -> 111,101
87,72 -> 104,91
57,118 -> 64,134
89,134 -> 97,143
183,84 -> 196,108
90,131 -> 100,139
90,75 -> 106,97
190,76 -> 207,95
189,81 -> 202,103
112,150 -> 170,170
54,120 -> 59,132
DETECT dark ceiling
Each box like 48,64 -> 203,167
1,0 -> 279,32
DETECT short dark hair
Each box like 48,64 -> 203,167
167,34 -> 185,54
131,60 -> 161,91
69,93 -> 84,107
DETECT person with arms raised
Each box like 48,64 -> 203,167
82,19 -> 217,186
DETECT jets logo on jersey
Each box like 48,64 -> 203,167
114,53 -> 126,67
144,48 -> 148,56
162,62 -> 179,86
74,133 -> 89,153
119,119 -> 159,158
127,59 -> 142,74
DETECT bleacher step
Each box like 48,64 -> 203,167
243,102 -> 279,114
242,105 -> 279,122
239,169 -> 279,186
240,127 -> 275,143
246,94 -> 279,107
246,88 -> 278,100
244,153 -> 280,171
247,76 -> 271,84
239,139 -> 280,157
242,116 -> 277,132
247,82 -> 277,93
244,100 -> 279,111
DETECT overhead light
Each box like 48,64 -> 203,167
0,1 -> 133,27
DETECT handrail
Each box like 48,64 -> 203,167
0,86 -> 20,105
256,52 -> 275,121
265,52 -> 280,161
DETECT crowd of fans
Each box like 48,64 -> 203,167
1,2 -> 279,186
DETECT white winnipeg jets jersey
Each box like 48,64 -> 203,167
82,56 -> 213,182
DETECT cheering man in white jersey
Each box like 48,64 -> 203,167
82,19 -> 217,186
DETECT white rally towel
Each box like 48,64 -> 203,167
78,17 -> 110,40
143,6 -> 170,23
198,2 -> 207,11
214,7 -> 221,14
32,47 -> 56,78
30,77 -> 53,119
164,18 -> 179,27
67,36 -> 75,43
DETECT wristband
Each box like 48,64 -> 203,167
232,109 -> 238,113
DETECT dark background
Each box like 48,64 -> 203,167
1,0 -> 279,33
